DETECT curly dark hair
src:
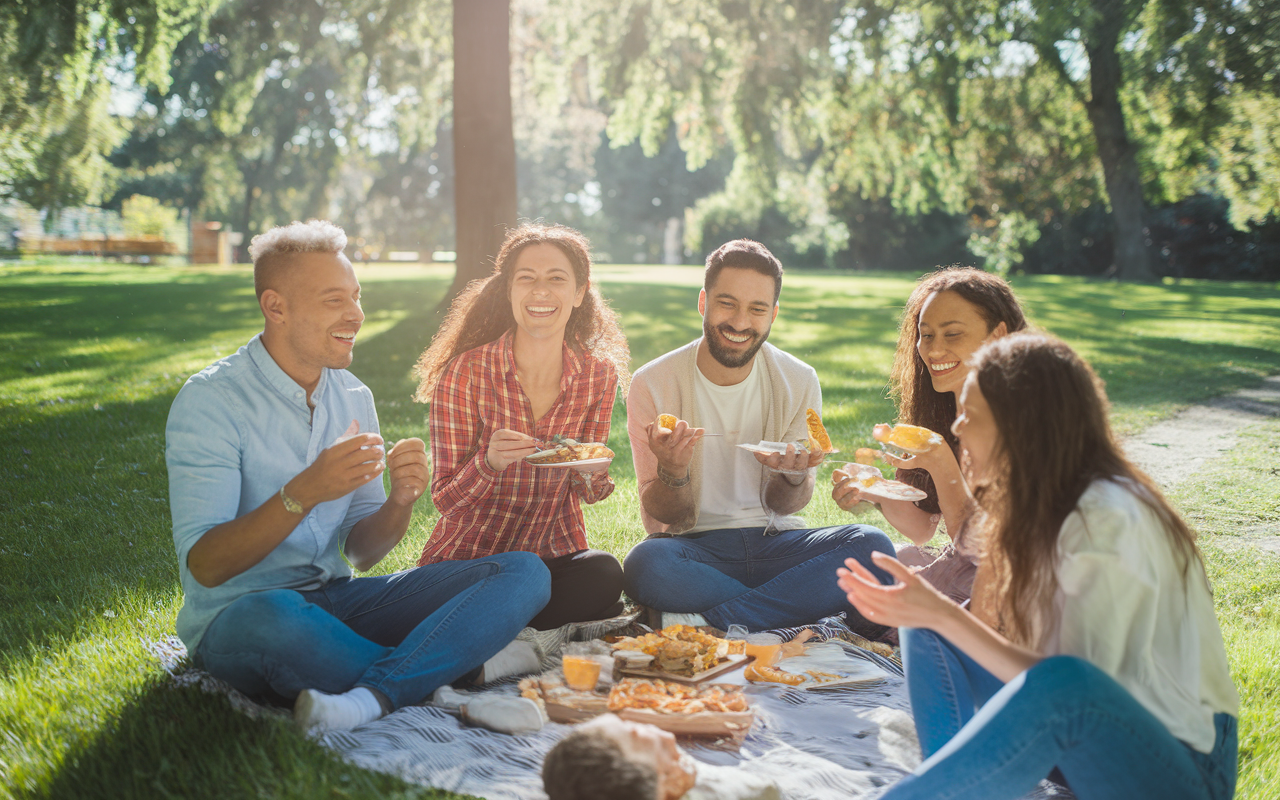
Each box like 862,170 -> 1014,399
889,266 -> 1029,511
413,223 -> 630,402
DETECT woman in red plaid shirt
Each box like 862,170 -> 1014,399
413,224 -> 632,629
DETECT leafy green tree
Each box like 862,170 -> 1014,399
0,0 -> 210,211
120,193 -> 180,239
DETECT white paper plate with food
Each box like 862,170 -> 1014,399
525,442 -> 614,467
746,642 -> 888,689
837,463 -> 927,502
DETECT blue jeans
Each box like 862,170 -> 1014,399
886,628 -> 1238,800
622,524 -> 895,632
196,552 -> 551,710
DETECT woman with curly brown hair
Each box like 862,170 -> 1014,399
414,223 -> 631,630
833,267 -> 1027,604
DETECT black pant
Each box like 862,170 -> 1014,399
529,549 -> 625,630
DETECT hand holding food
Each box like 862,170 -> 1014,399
647,413 -> 703,477
831,466 -> 869,510
752,441 -> 824,473
486,429 -> 540,471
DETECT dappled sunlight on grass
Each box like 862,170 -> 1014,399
3,261 -> 1280,798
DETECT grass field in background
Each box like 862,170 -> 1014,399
2,260 -> 1278,798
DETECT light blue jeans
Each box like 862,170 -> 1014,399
622,524 -> 895,632
885,628 -> 1237,800
196,552 -> 551,710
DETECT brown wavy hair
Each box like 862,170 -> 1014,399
968,333 -> 1200,647
889,267 -> 1029,510
413,224 -> 630,402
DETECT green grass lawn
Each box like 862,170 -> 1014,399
2,260 -> 1278,799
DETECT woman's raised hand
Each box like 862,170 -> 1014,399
837,552 -> 956,630
486,429 -> 540,471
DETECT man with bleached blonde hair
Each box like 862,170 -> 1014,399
166,219 -> 551,734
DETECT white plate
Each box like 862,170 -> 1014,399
836,463 -> 927,502
857,479 -> 927,502
737,441 -> 809,456
775,642 -> 888,689
528,457 -> 613,468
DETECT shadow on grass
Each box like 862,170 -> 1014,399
36,680 -> 466,800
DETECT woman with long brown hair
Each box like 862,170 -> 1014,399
833,266 -> 1027,602
838,333 -> 1238,800
414,223 -> 631,630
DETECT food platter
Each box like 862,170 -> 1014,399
616,653 -> 751,685
526,675 -> 756,738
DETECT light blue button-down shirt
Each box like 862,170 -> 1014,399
165,333 -> 385,652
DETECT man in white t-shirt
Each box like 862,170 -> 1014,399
624,239 -> 894,635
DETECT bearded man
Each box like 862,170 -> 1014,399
624,239 -> 893,634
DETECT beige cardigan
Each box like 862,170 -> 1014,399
626,339 -> 822,534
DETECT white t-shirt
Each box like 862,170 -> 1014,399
1044,478 -> 1240,753
688,359 -> 775,532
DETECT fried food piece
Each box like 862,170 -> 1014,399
805,408 -> 835,453
805,670 -> 842,683
873,423 -> 942,452
608,678 -> 749,714
854,447 -> 880,465
657,413 -> 680,431
743,663 -> 805,686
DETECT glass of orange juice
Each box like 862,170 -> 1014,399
742,633 -> 783,667
562,655 -> 602,691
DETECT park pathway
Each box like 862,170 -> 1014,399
1123,374 -> 1280,553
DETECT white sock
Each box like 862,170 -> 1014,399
294,686 -> 383,735
661,611 -> 708,629
478,639 -> 540,684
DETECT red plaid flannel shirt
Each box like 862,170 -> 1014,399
418,331 -> 618,564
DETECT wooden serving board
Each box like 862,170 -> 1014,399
544,695 -> 609,724
617,653 -> 751,685
616,708 -> 755,737
543,699 -> 754,737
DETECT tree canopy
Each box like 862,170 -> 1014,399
4,0 -> 1277,280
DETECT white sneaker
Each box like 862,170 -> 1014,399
660,612 -> 709,629
460,695 -> 546,735
478,639 -> 540,684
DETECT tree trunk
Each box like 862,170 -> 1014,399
1083,5 -> 1155,281
448,0 -> 517,303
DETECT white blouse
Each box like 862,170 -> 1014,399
1044,479 -> 1239,753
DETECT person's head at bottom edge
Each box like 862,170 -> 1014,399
542,713 -> 696,800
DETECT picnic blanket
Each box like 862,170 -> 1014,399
149,617 -> 1073,800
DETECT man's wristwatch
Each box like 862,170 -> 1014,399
656,463 -> 691,488
279,485 -> 305,515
